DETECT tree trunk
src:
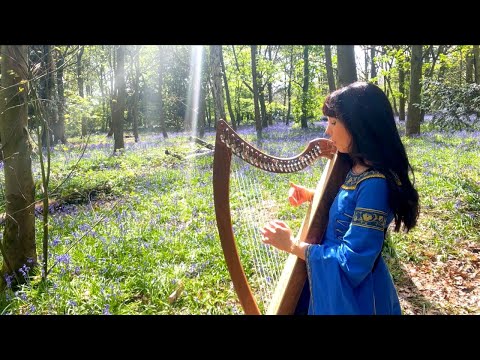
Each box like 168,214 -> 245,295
398,61 -> 406,121
473,45 -> 480,85
210,45 -> 226,122
55,49 -> 67,144
206,83 -> 213,129
38,45 -> 55,147
406,45 -> 423,136
198,47 -> 207,138
267,47 -> 274,126
260,88 -> 268,128
301,45 -> 309,129
235,79 -> 241,127
132,46 -> 141,142
286,46 -> 294,125
209,77 -> 218,128
267,81 -> 274,126
113,45 -> 125,151
157,46 -> 168,138
220,46 -> 236,130
420,46 -> 436,123
370,46 -> 377,83
76,46 -> 87,138
107,45 -> 115,137
251,45 -> 262,139
363,46 -> 369,81
46,46 -> 59,145
337,45 -> 357,88
324,45 -> 336,92
99,62 -> 108,132
0,45 -> 36,287
386,75 -> 398,115
466,48 -> 474,83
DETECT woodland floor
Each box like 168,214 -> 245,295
396,240 -> 480,315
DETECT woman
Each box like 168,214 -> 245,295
260,81 -> 419,315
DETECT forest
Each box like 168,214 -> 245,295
0,45 -> 478,314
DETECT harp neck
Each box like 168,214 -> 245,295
216,119 -> 330,173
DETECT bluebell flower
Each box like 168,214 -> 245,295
51,236 -> 60,247
56,254 -> 71,264
4,274 -> 12,288
103,304 -> 111,315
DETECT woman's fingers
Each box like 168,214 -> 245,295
319,138 -> 336,152
260,222 -> 275,238
272,219 -> 289,229
289,181 -> 304,206
261,220 -> 291,252
261,220 -> 287,237
264,220 -> 289,232
288,186 -> 299,206
264,222 -> 276,233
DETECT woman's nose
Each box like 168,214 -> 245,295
324,125 -> 331,138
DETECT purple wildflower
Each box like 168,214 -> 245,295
4,274 -> 12,288
56,254 -> 71,265
103,304 -> 111,315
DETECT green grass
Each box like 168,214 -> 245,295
1,123 -> 479,314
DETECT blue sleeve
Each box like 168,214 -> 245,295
338,178 -> 389,287
306,178 -> 390,313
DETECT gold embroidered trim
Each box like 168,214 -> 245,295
341,170 -> 386,190
352,207 -> 387,231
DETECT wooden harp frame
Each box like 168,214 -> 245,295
213,120 -> 350,314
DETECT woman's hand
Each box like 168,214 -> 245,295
288,182 -> 314,207
260,220 -> 294,253
315,137 -> 337,158
260,220 -> 309,260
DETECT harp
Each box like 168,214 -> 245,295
213,120 -> 350,315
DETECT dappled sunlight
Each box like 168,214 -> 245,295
1,120 -> 479,314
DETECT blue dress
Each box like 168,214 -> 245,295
305,169 -> 402,315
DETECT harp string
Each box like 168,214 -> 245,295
242,171 -> 282,306
233,166 -> 278,309
244,172 -> 285,282
231,157 -> 288,311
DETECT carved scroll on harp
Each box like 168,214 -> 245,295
213,119 -> 350,314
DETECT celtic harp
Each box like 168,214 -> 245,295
213,119 -> 350,315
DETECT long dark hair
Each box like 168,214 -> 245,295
322,81 -> 419,232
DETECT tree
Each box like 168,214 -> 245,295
131,45 -> 141,142
0,45 -> 36,288
324,45 -> 336,92
286,46 -> 294,124
337,45 -> 357,88
406,45 -> 423,136
210,45 -> 226,126
76,46 -> 88,138
266,46 -> 274,126
466,47 -> 474,84
220,46 -> 236,130
397,46 -> 407,121
112,45 -> 126,151
197,47 -> 208,138
473,45 -> 480,84
107,45 -> 116,137
251,45 -> 262,139
300,45 -> 309,129
370,46 -> 377,84
54,46 -> 68,144
39,45 -> 60,146
157,46 -> 168,138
